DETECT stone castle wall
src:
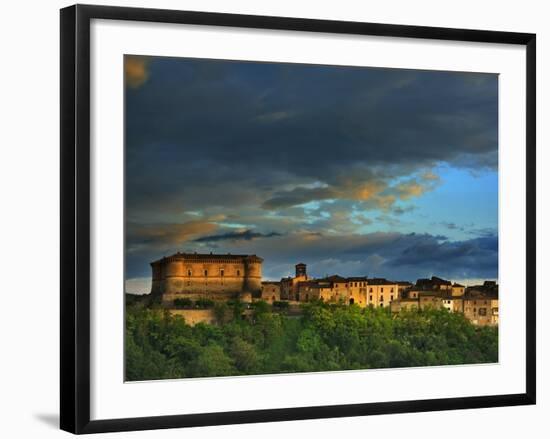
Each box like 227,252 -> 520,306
168,309 -> 216,326
151,254 -> 262,299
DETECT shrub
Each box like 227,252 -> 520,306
173,298 -> 193,309
195,298 -> 215,309
273,301 -> 289,309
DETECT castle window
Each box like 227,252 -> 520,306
381,287 -> 384,293
369,288 -> 373,293
204,270 -> 208,277
220,269 -> 224,277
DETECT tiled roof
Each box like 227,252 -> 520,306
319,275 -> 348,283
368,278 -> 396,285
464,289 -> 498,300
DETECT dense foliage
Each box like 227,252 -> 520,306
125,300 -> 498,381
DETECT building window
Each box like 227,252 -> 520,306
220,269 -> 224,277
204,270 -> 208,277
237,270 -> 240,276
390,295 -> 394,301
369,295 -> 373,301
479,308 -> 487,316
380,296 -> 384,302
473,307 -> 477,313
391,288 -> 394,293
381,287 -> 384,292
369,288 -> 373,293
187,269 -> 192,276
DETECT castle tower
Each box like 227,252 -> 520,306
295,263 -> 307,278
243,255 -> 263,296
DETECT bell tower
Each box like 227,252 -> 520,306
295,263 -> 307,278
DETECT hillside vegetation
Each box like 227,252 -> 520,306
125,300 -> 498,381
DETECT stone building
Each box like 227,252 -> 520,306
390,278 -> 499,326
462,286 -> 499,326
293,275 -> 399,308
390,298 -> 419,313
150,252 -> 262,304
261,281 -> 281,303
280,263 -> 310,300
347,277 -> 369,306
418,291 -> 444,310
451,283 -> 466,297
366,278 -> 399,308
297,275 -> 349,304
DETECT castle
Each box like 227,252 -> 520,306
150,252 -> 262,303
150,253 -> 498,326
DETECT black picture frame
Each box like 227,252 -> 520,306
60,4 -> 536,434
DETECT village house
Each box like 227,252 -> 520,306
260,281 -> 281,303
462,282 -> 499,326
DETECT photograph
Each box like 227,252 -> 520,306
124,54 -> 500,381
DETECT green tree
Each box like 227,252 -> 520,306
190,344 -> 235,377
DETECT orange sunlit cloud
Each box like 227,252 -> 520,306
125,56 -> 150,88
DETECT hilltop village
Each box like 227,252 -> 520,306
148,252 -> 499,327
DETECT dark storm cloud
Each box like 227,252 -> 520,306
194,229 -> 282,243
125,56 -> 497,216
388,234 -> 498,272
244,231 -> 498,281
261,186 -> 336,210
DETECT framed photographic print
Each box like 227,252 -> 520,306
60,4 -> 536,434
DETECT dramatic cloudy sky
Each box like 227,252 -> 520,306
124,55 -> 498,294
